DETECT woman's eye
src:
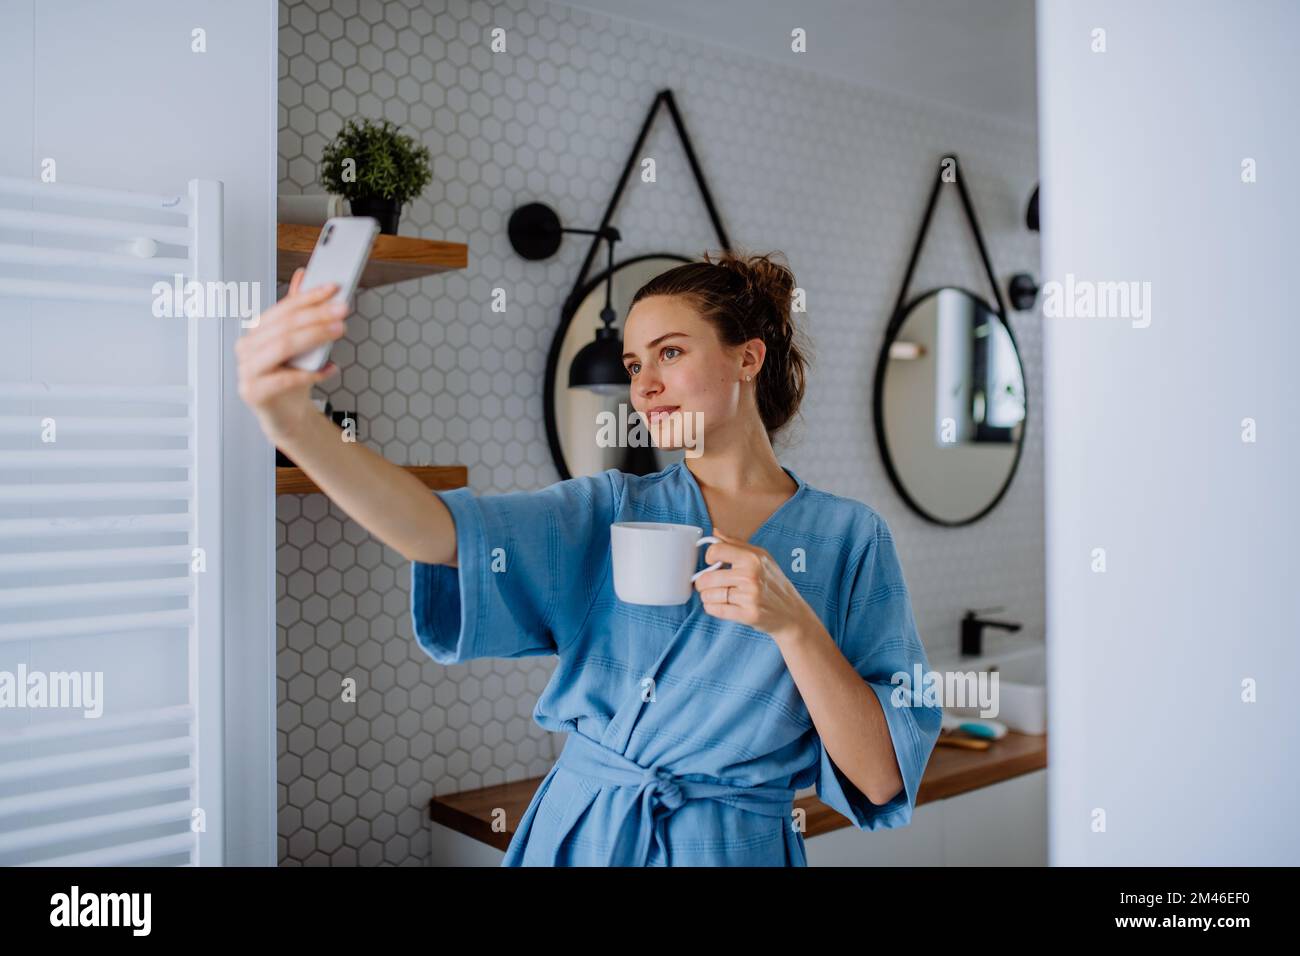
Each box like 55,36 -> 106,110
625,348 -> 677,376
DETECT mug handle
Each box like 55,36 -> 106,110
689,536 -> 723,583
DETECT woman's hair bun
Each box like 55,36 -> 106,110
703,249 -> 796,334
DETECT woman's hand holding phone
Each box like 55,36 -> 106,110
232,263 -> 457,566
235,266 -> 347,443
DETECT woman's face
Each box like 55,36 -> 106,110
622,294 -> 754,451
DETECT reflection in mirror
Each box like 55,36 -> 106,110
548,255 -> 692,480
877,287 -> 1027,525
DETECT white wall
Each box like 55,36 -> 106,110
0,0 -> 278,865
1038,0 -> 1300,863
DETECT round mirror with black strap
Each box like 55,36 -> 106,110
507,90 -> 734,481
874,155 -> 1029,526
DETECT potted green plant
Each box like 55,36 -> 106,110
319,118 -> 432,235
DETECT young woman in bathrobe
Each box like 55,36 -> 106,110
238,250 -> 941,867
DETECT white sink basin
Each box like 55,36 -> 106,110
939,642 -> 1046,735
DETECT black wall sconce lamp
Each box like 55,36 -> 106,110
1007,183 -> 1041,311
508,201 -> 627,394
1008,272 -> 1039,311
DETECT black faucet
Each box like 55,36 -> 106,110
961,607 -> 1022,656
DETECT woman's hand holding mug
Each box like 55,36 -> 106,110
694,530 -> 819,642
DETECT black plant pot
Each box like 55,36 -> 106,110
349,196 -> 402,235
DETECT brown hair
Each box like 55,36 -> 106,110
629,249 -> 811,440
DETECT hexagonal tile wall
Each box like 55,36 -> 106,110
278,0 -> 1043,865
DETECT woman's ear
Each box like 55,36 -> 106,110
741,338 -> 766,381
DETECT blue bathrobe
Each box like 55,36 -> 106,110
410,459 -> 941,866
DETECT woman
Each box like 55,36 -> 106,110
238,249 -> 941,866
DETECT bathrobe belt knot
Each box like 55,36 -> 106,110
555,731 -> 797,866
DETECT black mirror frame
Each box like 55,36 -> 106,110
544,252 -> 695,482
871,285 -> 1030,527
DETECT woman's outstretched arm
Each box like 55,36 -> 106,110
236,268 -> 457,566
268,410 -> 457,566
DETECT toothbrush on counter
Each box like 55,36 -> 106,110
940,713 -> 1008,740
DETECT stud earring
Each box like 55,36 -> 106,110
745,375 -> 752,382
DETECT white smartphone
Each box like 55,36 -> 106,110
286,216 -> 381,371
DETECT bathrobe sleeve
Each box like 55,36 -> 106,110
815,512 -> 942,830
409,469 -> 624,664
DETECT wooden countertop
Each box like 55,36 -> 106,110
428,731 -> 1047,852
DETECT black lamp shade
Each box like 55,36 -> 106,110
568,326 -> 628,394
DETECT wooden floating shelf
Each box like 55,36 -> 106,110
276,465 -> 468,495
276,222 -> 468,289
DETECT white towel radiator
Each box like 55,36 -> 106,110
0,174 -> 225,865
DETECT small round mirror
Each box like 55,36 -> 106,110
873,287 -> 1027,525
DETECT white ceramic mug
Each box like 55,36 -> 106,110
610,522 -> 722,605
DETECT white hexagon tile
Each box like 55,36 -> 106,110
277,0 -> 1042,865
